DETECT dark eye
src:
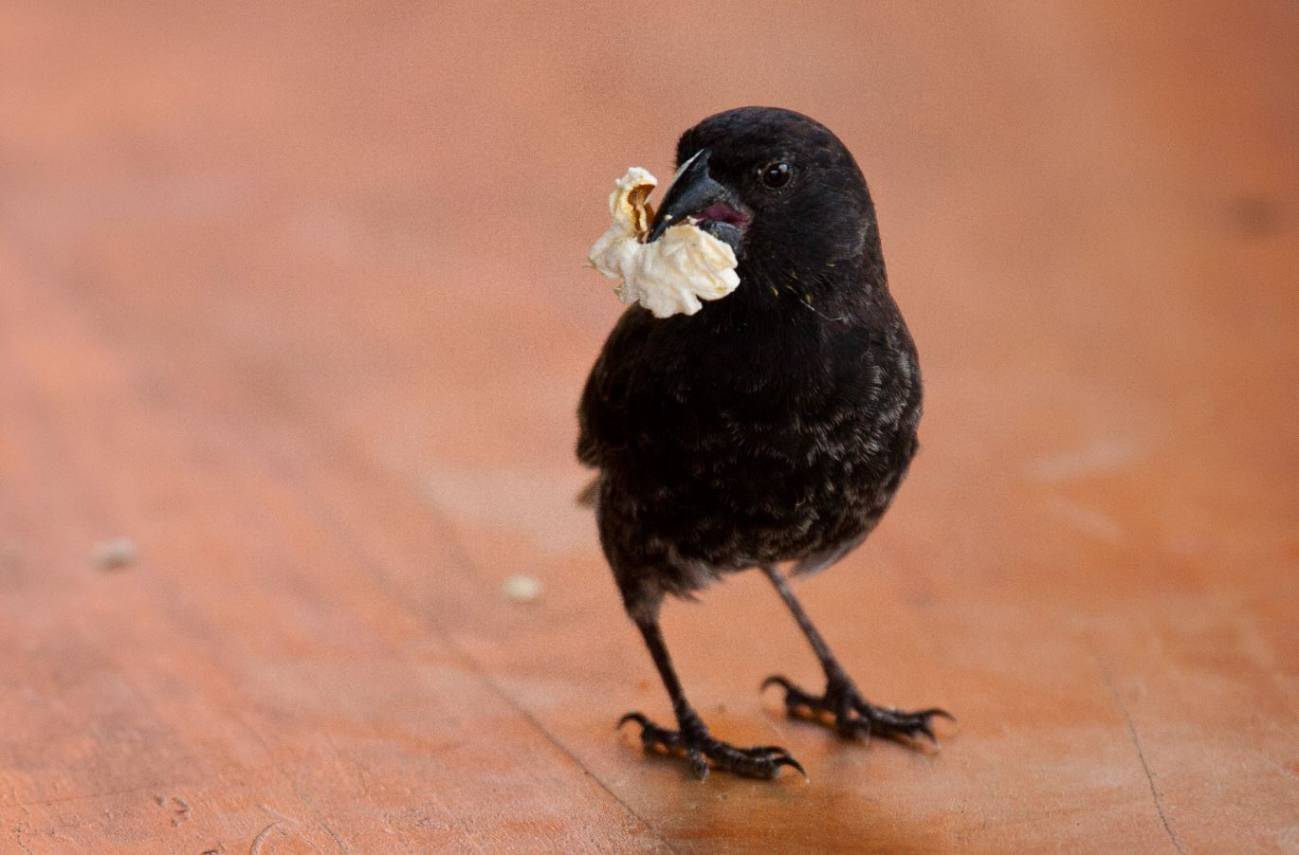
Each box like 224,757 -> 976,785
760,161 -> 792,189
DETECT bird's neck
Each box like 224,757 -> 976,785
720,237 -> 888,329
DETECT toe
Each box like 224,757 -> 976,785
771,753 -> 808,780
837,715 -> 870,741
617,711 -> 650,730
617,711 -> 685,752
760,674 -> 796,694
749,745 -> 808,779
761,674 -> 825,714
855,704 -> 953,744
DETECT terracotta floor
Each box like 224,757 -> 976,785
2,2 -> 1297,853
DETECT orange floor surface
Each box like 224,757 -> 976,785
1,2 -> 1297,852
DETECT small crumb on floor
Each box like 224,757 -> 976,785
502,575 -> 542,603
92,537 -> 138,571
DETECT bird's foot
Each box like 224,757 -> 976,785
617,711 -> 805,781
762,673 -> 953,745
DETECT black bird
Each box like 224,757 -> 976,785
578,107 -> 950,780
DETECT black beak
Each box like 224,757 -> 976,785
646,149 -> 740,244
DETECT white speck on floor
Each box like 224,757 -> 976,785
502,575 -> 542,603
91,537 -> 138,571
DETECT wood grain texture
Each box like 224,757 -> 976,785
1,2 -> 1296,852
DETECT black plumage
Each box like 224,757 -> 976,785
578,107 -> 949,780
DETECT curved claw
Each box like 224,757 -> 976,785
762,674 -> 821,716
854,703 -> 955,743
918,709 -> 955,744
761,674 -> 796,693
617,711 -> 650,730
867,701 -> 950,743
864,704 -> 954,722
912,708 -> 955,743
737,742 -> 808,780
771,754 -> 809,780
764,673 -> 953,750
615,711 -> 803,782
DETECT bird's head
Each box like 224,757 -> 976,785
647,107 -> 880,294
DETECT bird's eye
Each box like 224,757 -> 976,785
760,161 -> 792,189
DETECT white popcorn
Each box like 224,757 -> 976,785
587,168 -> 740,318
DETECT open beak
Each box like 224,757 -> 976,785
646,149 -> 749,251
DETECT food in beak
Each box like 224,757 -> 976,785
587,168 -> 740,319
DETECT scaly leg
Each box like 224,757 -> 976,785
619,615 -> 804,780
760,564 -> 952,744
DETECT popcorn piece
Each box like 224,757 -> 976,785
588,168 -> 740,318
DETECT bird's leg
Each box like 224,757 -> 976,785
759,564 -> 953,744
618,614 -> 804,781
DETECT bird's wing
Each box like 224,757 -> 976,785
576,306 -> 655,470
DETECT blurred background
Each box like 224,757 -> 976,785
1,2 -> 1296,852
